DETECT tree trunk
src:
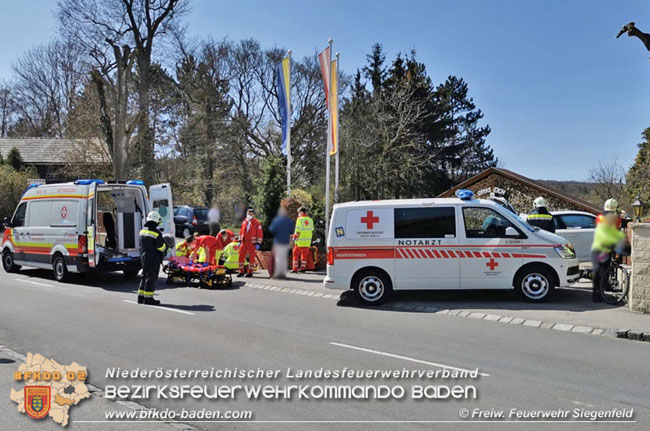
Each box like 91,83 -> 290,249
111,44 -> 131,181
136,56 -> 155,185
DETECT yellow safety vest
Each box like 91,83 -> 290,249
175,241 -> 192,257
222,242 -> 241,270
294,216 -> 314,248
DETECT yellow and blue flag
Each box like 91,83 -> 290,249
276,57 -> 291,156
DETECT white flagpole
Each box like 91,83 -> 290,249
324,39 -> 333,236
334,52 -> 340,204
287,49 -> 292,196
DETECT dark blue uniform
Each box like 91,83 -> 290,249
138,221 -> 167,304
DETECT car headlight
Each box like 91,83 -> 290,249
554,244 -> 575,259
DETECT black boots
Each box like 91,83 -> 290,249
137,295 -> 144,304
144,297 -> 161,305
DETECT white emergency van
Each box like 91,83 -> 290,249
2,179 -> 174,281
324,190 -> 580,304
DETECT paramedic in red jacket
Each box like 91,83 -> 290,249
216,229 -> 235,249
238,208 -> 263,277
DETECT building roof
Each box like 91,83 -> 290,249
0,138 -> 109,165
438,167 -> 601,214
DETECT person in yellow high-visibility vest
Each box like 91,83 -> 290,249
221,236 -> 245,271
292,207 -> 314,272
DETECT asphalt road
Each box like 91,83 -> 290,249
0,268 -> 648,431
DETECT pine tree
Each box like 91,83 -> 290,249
7,147 -> 22,170
625,127 -> 650,204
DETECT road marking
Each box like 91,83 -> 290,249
330,342 -> 490,377
14,278 -> 54,287
122,300 -> 195,315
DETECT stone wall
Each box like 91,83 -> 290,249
630,223 -> 650,314
461,173 -> 595,213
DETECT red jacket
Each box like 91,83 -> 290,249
240,218 -> 263,245
216,229 -> 235,249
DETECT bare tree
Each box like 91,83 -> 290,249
11,40 -> 87,137
589,158 -> 626,204
57,0 -> 188,182
0,81 -> 16,137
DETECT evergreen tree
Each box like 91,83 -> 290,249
363,44 -> 387,93
7,147 -> 22,170
625,127 -> 650,204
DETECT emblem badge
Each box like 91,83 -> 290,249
24,386 -> 50,419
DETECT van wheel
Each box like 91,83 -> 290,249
352,268 -> 392,305
2,250 -> 21,273
52,254 -> 69,282
514,265 -> 555,302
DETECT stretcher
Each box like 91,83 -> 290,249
163,256 -> 190,284
180,261 -> 234,289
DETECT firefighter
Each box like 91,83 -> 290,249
221,235 -> 245,271
238,208 -> 263,277
591,207 -> 626,302
292,206 -> 314,273
138,211 -> 168,305
526,197 -> 555,233
175,234 -> 195,258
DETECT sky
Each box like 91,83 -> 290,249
1,0 -> 650,181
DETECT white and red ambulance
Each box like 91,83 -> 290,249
324,190 -> 580,304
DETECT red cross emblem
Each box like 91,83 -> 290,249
486,258 -> 499,271
304,220 -> 309,226
360,211 -> 380,229
61,206 -> 67,219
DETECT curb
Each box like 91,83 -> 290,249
381,302 -> 650,343
243,282 -> 650,344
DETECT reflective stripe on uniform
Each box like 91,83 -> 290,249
157,243 -> 167,252
139,229 -> 160,238
527,214 -> 553,220
138,289 -> 146,295
143,291 -> 155,297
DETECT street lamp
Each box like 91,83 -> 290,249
632,196 -> 644,222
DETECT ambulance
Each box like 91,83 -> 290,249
324,190 -> 580,304
2,179 -> 174,282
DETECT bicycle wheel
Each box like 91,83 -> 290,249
601,265 -> 630,305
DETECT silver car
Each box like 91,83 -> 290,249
551,211 -> 597,262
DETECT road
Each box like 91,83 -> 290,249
0,268 -> 648,431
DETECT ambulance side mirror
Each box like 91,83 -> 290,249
2,217 -> 11,228
505,227 -> 519,237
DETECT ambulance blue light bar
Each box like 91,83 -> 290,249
455,189 -> 474,200
74,179 -> 105,185
126,180 -> 145,185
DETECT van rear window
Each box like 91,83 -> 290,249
394,207 -> 456,238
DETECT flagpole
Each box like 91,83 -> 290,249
287,49 -> 292,196
334,52 -> 340,204
324,38 -> 333,236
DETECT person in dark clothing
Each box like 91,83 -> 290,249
138,211 -> 168,305
526,197 -> 555,233
268,207 -> 295,279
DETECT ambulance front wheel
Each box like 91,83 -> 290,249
514,264 -> 556,302
352,268 -> 392,305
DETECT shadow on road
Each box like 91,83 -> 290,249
159,303 -> 215,312
337,286 -> 623,312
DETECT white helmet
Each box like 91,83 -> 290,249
146,211 -> 162,225
604,198 -> 619,212
533,197 -> 548,208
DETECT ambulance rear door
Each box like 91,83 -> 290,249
86,182 -> 98,267
149,183 -> 175,253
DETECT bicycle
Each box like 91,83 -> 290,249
601,253 -> 630,305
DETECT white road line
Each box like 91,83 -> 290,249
122,300 -> 195,315
14,278 -> 54,288
330,342 -> 490,377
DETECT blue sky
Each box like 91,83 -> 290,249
1,0 -> 650,181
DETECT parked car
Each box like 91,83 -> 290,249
174,205 -> 210,238
551,211 -> 597,262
